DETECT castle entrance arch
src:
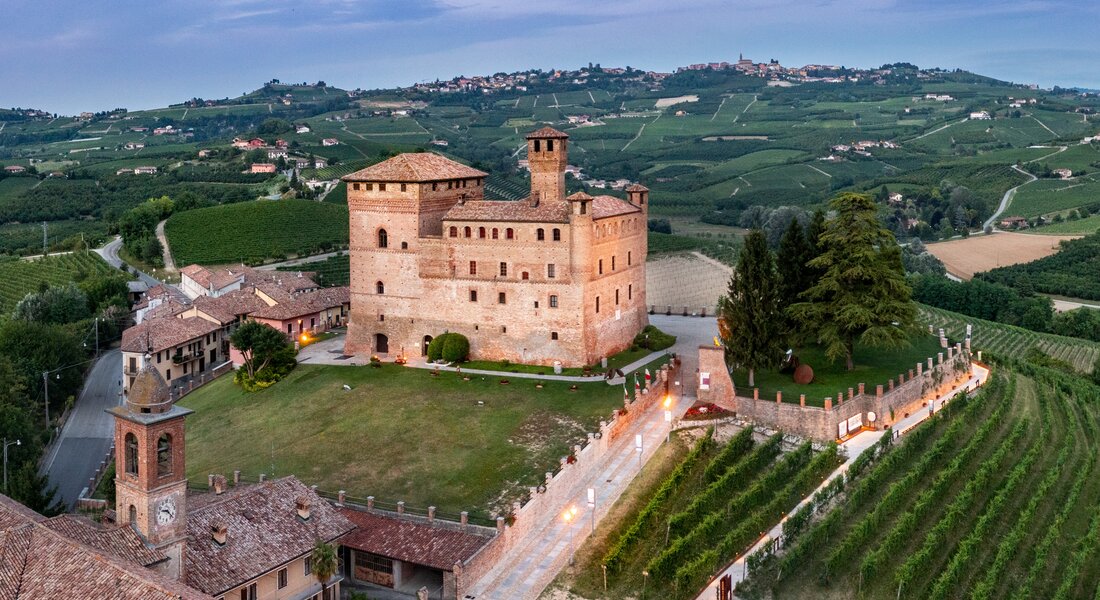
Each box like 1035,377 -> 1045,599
422,335 -> 433,356
375,333 -> 389,354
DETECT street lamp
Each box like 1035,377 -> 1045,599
562,505 -> 578,565
3,438 -> 20,493
641,570 -> 649,599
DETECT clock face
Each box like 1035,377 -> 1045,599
157,498 -> 176,525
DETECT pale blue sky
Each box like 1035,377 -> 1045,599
2,0 -> 1097,114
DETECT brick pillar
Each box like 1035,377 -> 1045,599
545,472 -> 553,484
889,378 -> 895,391
428,506 -> 436,522
848,387 -> 854,400
397,501 -> 405,515
838,391 -> 844,405
776,391 -> 782,404
336,490 -> 346,505
799,394 -> 805,407
978,350 -> 982,361
461,511 -> 469,528
753,388 -> 759,401
259,473 -> 266,482
824,398 -> 833,411
367,496 -> 374,510
917,362 -> 923,376
858,383 -> 865,395
496,517 -> 505,533
938,352 -> 944,365
876,385 -> 883,399
233,470 -> 240,485
207,474 -> 215,488
928,357 -> 934,371
908,369 -> 915,380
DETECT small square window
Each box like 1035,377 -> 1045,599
534,301 -> 540,308
551,332 -> 558,340
379,314 -> 385,322
365,183 -> 373,191
400,183 -> 407,192
469,290 -> 478,302
353,183 -> 360,191
432,182 -> 438,191
278,568 -> 288,589
379,183 -> 387,191
498,292 -> 506,304
304,557 -> 312,577
501,326 -> 507,333
549,295 -> 558,308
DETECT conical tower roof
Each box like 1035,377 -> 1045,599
126,360 -> 172,413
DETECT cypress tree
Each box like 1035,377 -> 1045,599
790,193 -> 917,371
717,229 -> 786,387
776,218 -> 812,309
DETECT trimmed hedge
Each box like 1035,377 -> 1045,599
426,332 -> 470,363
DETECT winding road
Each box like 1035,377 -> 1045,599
983,165 -> 1037,230
155,219 -> 177,272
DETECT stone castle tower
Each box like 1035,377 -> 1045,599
342,126 -> 649,367
108,360 -> 191,580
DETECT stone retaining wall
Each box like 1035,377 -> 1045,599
697,344 -> 972,441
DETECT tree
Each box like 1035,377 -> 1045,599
12,283 -> 90,324
717,230 -> 786,387
776,219 -> 813,313
311,539 -> 338,600
230,321 -> 292,380
790,193 -> 917,371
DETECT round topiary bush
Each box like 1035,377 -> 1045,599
426,335 -> 447,362
442,333 -> 470,363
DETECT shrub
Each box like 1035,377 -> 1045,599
442,333 -> 470,363
426,335 -> 446,361
634,325 -> 677,351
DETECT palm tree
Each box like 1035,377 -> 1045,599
311,539 -> 338,600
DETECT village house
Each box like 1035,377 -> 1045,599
314,158 -> 329,169
248,138 -> 266,148
116,168 -> 134,176
969,111 -> 992,120
296,125 -> 311,134
275,139 -> 289,149
251,163 -> 277,174
125,142 -> 145,150
342,126 -> 649,366
134,166 -> 158,175
1000,216 -> 1030,229
3,165 -> 26,173
321,138 -> 339,146
1053,168 -> 1073,179
268,148 -> 289,160
153,126 -> 176,135
197,149 -> 212,158
120,314 -> 222,394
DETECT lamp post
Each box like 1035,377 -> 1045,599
3,438 -> 20,493
563,506 -> 578,565
41,371 -> 49,429
641,570 -> 649,599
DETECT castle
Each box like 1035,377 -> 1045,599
342,127 -> 649,366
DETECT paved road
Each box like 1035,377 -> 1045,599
255,250 -> 346,271
43,350 -> 124,509
983,165 -> 1037,230
94,236 -> 164,288
154,219 -> 176,272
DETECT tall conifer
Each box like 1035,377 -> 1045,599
718,229 -> 786,387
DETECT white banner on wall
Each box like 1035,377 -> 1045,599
699,372 -> 711,391
847,413 -> 863,432
838,421 -> 848,439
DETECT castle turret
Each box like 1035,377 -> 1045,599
625,183 -> 649,217
527,127 -> 569,202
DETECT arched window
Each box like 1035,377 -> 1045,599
157,434 -> 172,476
378,229 -> 388,248
537,228 -> 545,241
478,227 -> 486,239
449,226 -> 458,238
506,228 -> 514,240
376,281 -> 385,294
401,241 -> 408,249
552,228 -> 561,241
128,505 -> 137,526
125,433 -> 138,475
492,228 -> 499,239
464,226 -> 472,238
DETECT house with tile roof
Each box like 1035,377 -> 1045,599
341,126 -> 649,366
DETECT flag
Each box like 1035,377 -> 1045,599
623,383 -> 629,402
634,373 -> 640,391
645,368 -> 652,383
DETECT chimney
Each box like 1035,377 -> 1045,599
296,497 -> 311,521
211,522 -> 228,546
213,474 -> 227,495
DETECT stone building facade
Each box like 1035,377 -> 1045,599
343,127 -> 649,366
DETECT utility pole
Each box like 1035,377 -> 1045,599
3,439 -> 19,493
41,222 -> 47,256
94,318 -> 99,356
42,372 -> 49,429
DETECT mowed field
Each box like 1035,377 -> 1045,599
926,232 -> 1080,279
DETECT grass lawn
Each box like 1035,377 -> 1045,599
462,346 -> 666,377
180,363 -> 625,519
731,334 -> 944,406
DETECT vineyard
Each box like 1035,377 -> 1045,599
276,253 -> 349,287
920,304 -> 1100,373
560,427 -> 841,599
164,200 -> 349,265
0,252 -> 115,317
739,362 -> 1100,600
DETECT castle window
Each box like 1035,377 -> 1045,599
492,228 -> 499,239
612,256 -> 616,271
469,290 -> 478,302
498,292 -> 506,304
547,263 -> 556,278
547,139 -> 554,151
448,181 -> 453,190
376,281 -> 384,294
628,251 -> 632,265
629,284 -> 633,299
598,259 -> 603,275
365,183 -> 374,191
506,228 -> 514,239
552,228 -> 561,241
501,326 -> 507,333
157,433 -> 172,476
469,261 -> 477,275
379,314 -> 384,322
549,295 -> 558,308
534,301 -> 539,308
596,296 -> 600,313
432,182 -> 438,191
379,183 -> 387,191
125,433 -> 138,475
278,568 -> 288,590
464,226 -> 472,237
128,505 -> 136,526
522,271 -> 529,280
478,227 -> 486,239
499,262 -> 507,277
378,229 -> 388,248
537,228 -> 545,241
580,202 -> 587,215
615,289 -> 620,305
353,183 -> 360,191
450,226 -> 458,237
534,139 -> 541,152
401,241 -> 408,250
166,369 -> 171,380
400,183 -> 407,192
551,332 -> 558,340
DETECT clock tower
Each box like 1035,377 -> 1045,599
108,358 -> 191,581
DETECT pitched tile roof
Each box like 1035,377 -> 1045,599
41,514 -> 167,567
121,315 -> 221,354
184,477 -> 354,596
624,183 -> 649,192
191,290 -> 269,325
342,153 -> 487,183
338,509 -> 493,571
248,286 -> 349,322
592,195 -> 642,219
133,284 -> 190,312
526,126 -> 569,139
444,198 -> 571,223
180,265 -> 245,292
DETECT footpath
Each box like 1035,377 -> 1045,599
694,361 -> 990,600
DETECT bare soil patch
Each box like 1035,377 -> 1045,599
927,231 -> 1081,279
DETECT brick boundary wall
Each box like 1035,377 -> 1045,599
454,360 -> 679,599
698,344 -> 973,442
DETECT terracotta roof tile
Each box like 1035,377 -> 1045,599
592,195 -> 642,219
526,126 -> 569,139
192,290 -> 269,325
121,315 -> 220,354
338,509 -> 493,571
444,198 -> 571,223
624,183 -> 649,192
248,286 -> 349,322
342,153 -> 487,183
184,477 -> 354,596
41,514 -> 167,567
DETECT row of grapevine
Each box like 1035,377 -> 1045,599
0,252 -> 115,316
